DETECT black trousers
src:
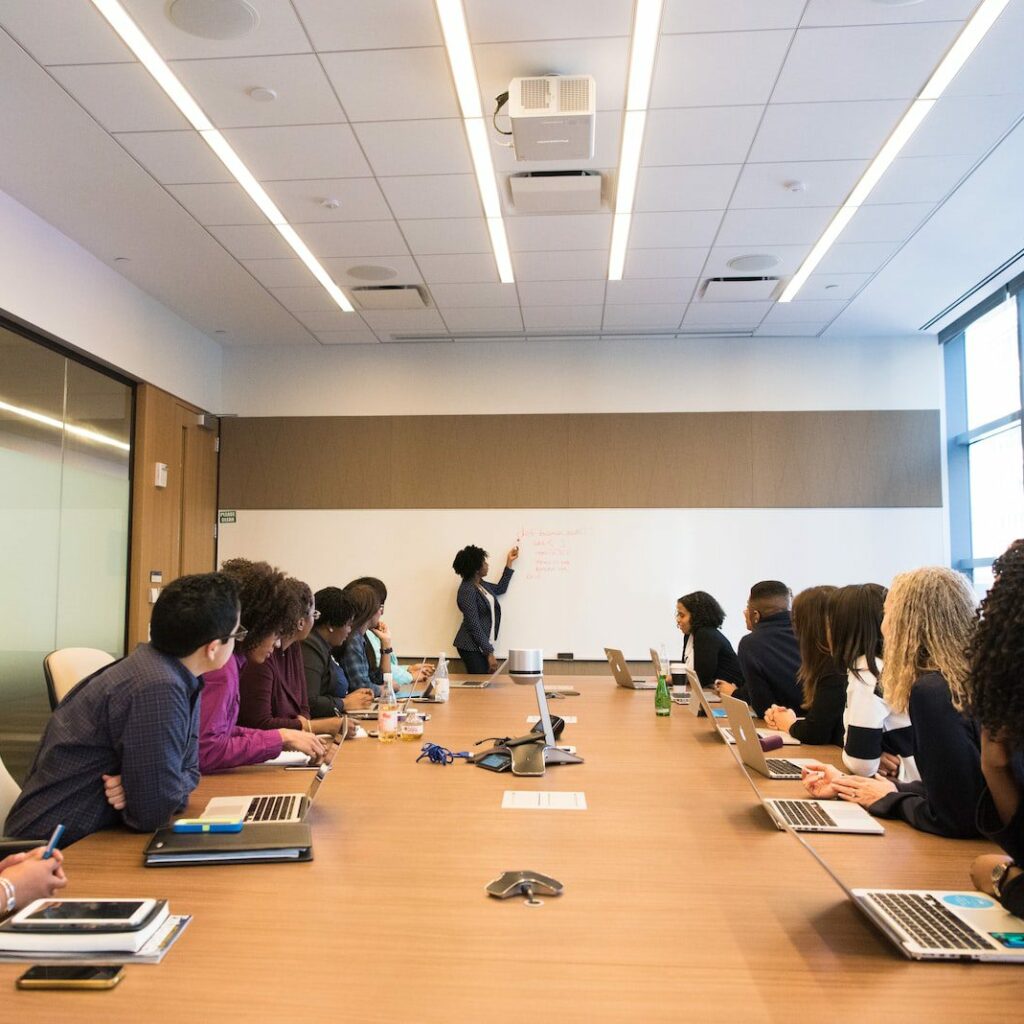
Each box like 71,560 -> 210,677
457,648 -> 491,674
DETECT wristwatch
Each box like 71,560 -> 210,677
381,647 -> 394,655
992,861 -> 1013,898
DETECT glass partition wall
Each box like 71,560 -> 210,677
0,322 -> 132,783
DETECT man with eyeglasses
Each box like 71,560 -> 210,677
5,573 -> 243,847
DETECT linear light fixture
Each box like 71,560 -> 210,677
435,0 -> 514,283
88,0 -> 355,313
608,0 -> 664,281
0,399 -> 131,452
779,0 -> 1011,302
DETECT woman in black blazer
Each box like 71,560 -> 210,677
452,544 -> 518,674
676,590 -> 744,692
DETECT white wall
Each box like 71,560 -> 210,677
221,333 -> 943,416
0,188 -> 222,411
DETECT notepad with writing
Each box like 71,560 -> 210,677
143,821 -> 313,866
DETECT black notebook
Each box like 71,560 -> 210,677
143,822 -> 313,866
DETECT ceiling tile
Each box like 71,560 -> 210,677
643,107 -> 763,166
801,0 -> 978,27
662,0 -> 806,32
297,311 -> 373,332
506,214 -> 612,252
270,285 -> 351,313
439,307 -> 525,332
170,55 -> 345,128
630,210 -> 723,249
703,244 -> 810,277
866,154 -> 976,205
124,0 -> 312,59
263,178 -> 392,222
465,0 -> 631,42
634,165 -> 741,212
321,256 -> 424,285
815,240 -> 900,274
602,304 -> 686,329
683,301 -> 771,326
415,253 -> 500,283
762,300 -> 848,324
731,160 -> 866,209
322,48 -> 458,122
48,63 -> 189,132
513,250 -> 609,281
401,218 -> 491,255
427,283 -> 519,307
902,93 -> 1024,158
293,0 -> 443,49
223,124 -> 371,179
115,130 -> 231,184
491,112 -> 621,174
716,206 -> 835,246
750,100 -> 907,162
208,224 -> 294,260
624,248 -> 708,278
474,37 -> 629,114
755,322 -> 827,337
0,0 -> 133,64
167,182 -> 265,225
522,306 -> 604,329
517,280 -> 606,306
651,31 -> 791,108
300,221 -> 410,258
796,273 -> 871,302
360,309 -> 447,332
241,258 -> 320,288
379,175 -> 482,220
943,3 -> 1024,98
606,278 -> 697,304
842,202 -> 934,243
354,120 -> 472,176
316,331 -> 380,345
772,23 -> 963,104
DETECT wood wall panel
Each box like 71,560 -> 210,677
217,411 -> 942,511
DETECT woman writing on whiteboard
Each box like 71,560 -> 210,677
452,544 -> 518,674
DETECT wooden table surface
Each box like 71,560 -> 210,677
3,676 -> 1017,1022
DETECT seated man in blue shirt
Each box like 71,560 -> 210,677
5,572 -> 242,847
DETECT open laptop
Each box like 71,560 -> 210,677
201,730 -> 344,824
649,648 -> 692,699
787,820 -> 1024,960
719,693 -> 815,780
685,674 -> 726,722
451,656 -> 507,689
604,647 -> 654,689
726,737 -> 884,835
533,680 -> 583,766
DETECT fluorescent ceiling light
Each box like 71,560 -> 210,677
608,0 -> 664,281
435,1 -> 514,283
88,0 -> 354,314
780,0 -> 1010,303
0,399 -> 130,452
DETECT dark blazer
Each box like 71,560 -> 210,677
453,567 -> 514,654
683,626 -> 744,691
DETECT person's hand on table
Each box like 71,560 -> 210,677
487,653 -> 498,673
832,773 -> 896,807
714,679 -> 737,697
801,761 -> 843,799
279,728 -> 326,762
877,752 -> 901,779
410,663 -> 434,683
970,853 -> 1021,896
102,773 -> 126,811
342,716 -> 363,740
764,705 -> 796,733
0,847 -> 67,911
343,688 -> 374,711
506,546 -> 519,567
371,620 -> 393,649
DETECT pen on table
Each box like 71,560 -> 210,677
42,823 -> 65,859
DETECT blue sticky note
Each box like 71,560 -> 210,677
712,708 -> 727,718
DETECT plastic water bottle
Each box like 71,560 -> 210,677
378,672 -> 399,743
433,654 -> 450,703
655,661 -> 671,717
400,706 -> 424,742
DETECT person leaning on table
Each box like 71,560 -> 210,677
452,543 -> 518,674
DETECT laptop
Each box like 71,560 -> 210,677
533,680 -> 583,767
685,674 -> 726,721
649,648 -> 691,699
451,656 -> 507,688
604,647 -> 654,689
719,693 -> 816,780
201,731 -> 344,824
726,738 -> 884,834
788,821 -> 1024,960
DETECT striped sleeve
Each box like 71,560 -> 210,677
842,673 -> 887,776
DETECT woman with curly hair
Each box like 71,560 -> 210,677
675,590 -> 743,693
452,543 -> 518,674
805,568 -> 983,838
199,559 -> 324,773
966,539 -> 1024,918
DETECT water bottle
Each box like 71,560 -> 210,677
655,661 -> 671,717
433,653 -> 450,703
400,706 -> 424,742
378,672 -> 399,743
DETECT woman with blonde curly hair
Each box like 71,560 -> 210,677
820,567 -> 984,837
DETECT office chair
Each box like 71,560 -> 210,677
43,647 -> 114,710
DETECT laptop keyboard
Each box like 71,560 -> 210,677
766,758 -> 802,776
245,794 -> 299,822
866,892 -> 992,951
774,799 -> 836,828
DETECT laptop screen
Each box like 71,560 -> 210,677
534,681 -> 556,746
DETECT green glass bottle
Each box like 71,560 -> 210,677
655,666 -> 671,717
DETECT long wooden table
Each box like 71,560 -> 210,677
3,677 -> 1017,1021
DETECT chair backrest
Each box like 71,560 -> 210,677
0,751 -> 21,826
43,647 -> 115,710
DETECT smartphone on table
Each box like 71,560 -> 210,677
17,965 -> 124,989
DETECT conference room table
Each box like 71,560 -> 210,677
4,675 -> 1018,1022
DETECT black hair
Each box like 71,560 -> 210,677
453,545 -> 487,579
792,585 -> 839,709
150,572 -> 239,657
827,583 -> 886,680
677,591 -> 726,631
348,576 -> 387,604
313,586 -> 356,629
220,557 -> 297,653
749,580 -> 792,603
341,582 -> 382,631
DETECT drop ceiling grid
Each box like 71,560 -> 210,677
0,1 -> 1017,344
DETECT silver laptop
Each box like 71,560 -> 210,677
789,822 -> 1024,960
451,656 -> 507,688
604,647 -> 654,689
201,731 -> 344,824
648,647 -> 691,699
719,693 -> 815,780
533,680 -> 583,767
685,674 -> 726,721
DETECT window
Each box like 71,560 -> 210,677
944,285 -> 1024,595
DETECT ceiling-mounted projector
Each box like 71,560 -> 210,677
508,75 -> 596,162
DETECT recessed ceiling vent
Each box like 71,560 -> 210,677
700,277 -> 780,301
351,285 -> 428,310
509,171 -> 602,212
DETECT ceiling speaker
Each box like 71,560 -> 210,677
168,0 -> 259,40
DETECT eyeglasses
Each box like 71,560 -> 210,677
215,627 -> 249,645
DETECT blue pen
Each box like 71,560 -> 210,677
41,823 -> 64,859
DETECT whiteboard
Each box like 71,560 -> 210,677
216,508 -> 946,660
